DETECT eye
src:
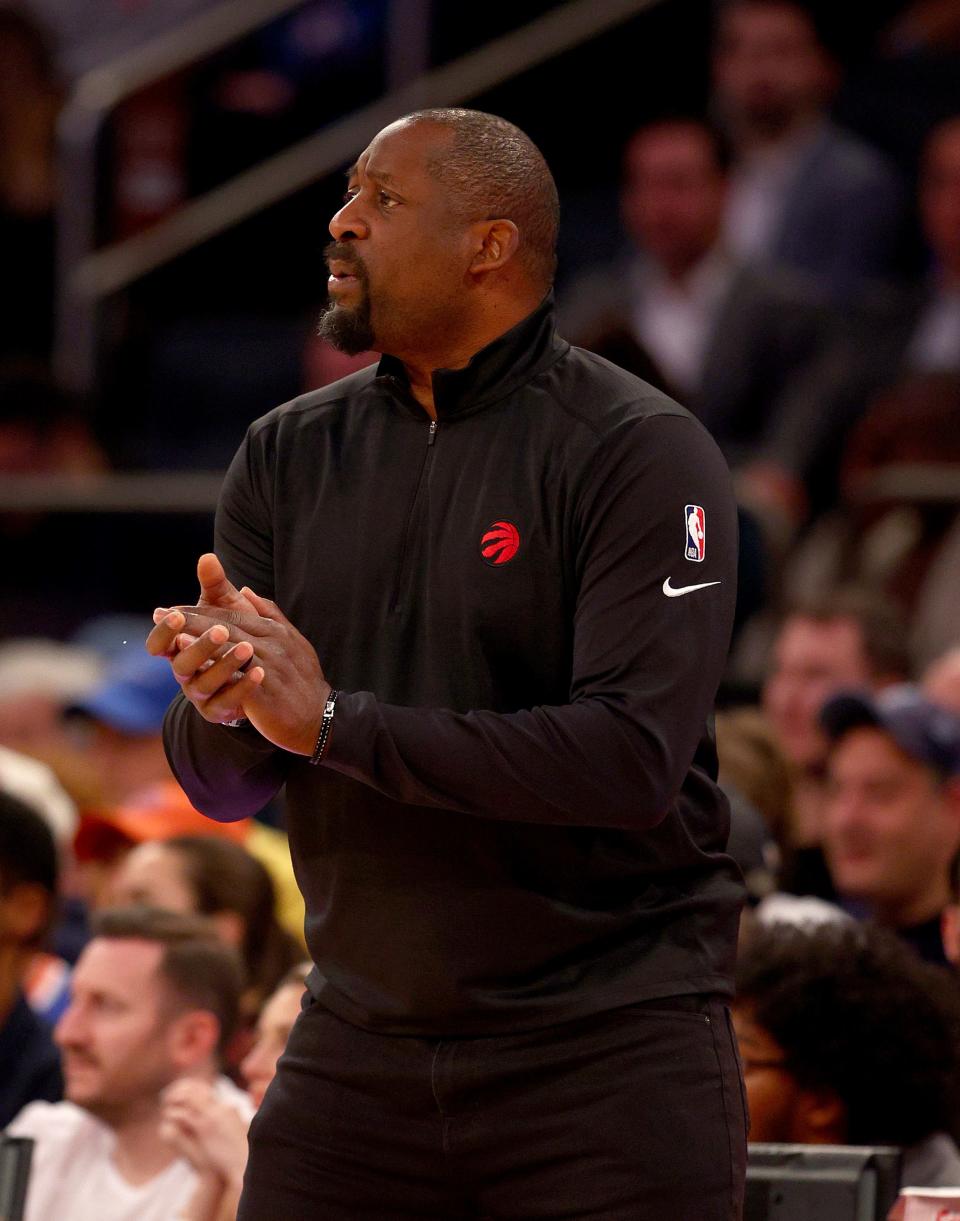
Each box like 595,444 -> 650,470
342,186 -> 359,204
378,191 -> 399,208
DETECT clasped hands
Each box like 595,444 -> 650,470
145,553 -> 331,756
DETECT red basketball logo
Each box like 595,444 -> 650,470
481,521 -> 521,566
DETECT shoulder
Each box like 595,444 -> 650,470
6,1099 -> 94,1145
811,124 -> 901,193
546,344 -> 703,436
246,364 -> 383,442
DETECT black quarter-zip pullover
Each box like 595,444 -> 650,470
164,295 -> 745,1036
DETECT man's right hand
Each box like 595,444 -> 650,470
146,553 -> 263,725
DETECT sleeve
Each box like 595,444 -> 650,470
322,412 -> 739,830
162,423 -> 292,822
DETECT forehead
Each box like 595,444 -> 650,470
626,125 -> 717,174
720,3 -> 817,47
830,726 -> 928,779
73,937 -> 165,999
351,120 -> 454,185
778,616 -> 865,662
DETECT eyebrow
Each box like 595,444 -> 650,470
345,164 -> 402,188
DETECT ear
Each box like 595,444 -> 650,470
210,909 -> 245,950
167,1009 -> 222,1072
467,219 -> 521,279
792,1086 -> 846,1144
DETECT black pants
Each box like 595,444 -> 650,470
238,994 -> 747,1220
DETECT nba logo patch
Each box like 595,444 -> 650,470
685,505 -> 705,562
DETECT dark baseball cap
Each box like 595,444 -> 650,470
820,684 -> 960,777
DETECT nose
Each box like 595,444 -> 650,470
329,194 -> 369,243
54,1000 -> 84,1048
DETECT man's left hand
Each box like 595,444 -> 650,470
167,588 -> 331,756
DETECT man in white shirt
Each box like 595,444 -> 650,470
6,906 -> 252,1221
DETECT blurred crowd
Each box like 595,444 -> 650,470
2,0 -> 960,1217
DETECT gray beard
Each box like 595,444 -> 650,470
317,294 -> 375,355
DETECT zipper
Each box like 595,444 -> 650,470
390,419 -> 439,613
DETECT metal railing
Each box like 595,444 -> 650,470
54,0 -> 662,398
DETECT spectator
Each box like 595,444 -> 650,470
159,962 -> 311,1221
107,835 -> 304,1036
62,648 -> 304,942
6,906 -> 251,1221
0,789 -> 62,1126
926,646 -> 960,714
761,587 -> 909,897
712,0 -> 903,299
559,116 -> 838,517
734,920 -> 960,1189
820,684 -> 960,965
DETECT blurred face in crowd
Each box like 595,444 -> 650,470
919,118 -> 960,278
732,1003 -> 843,1143
925,648 -> 960,716
823,728 -> 960,924
621,123 -> 727,278
240,978 -> 305,1108
713,2 -> 836,141
108,842 -> 196,913
65,717 -> 170,806
107,842 -> 245,950
55,937 -> 208,1124
320,119 -> 486,360
762,615 -> 872,770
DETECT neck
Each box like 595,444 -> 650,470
0,944 -> 26,1025
398,291 -> 543,418
873,878 -> 951,930
104,1068 -> 218,1186
108,1097 -> 180,1186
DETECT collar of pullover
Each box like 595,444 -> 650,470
374,292 -> 568,421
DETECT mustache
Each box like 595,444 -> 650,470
323,241 -> 367,278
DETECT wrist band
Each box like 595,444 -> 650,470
309,689 -> 340,765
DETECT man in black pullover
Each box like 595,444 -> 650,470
148,109 -> 746,1220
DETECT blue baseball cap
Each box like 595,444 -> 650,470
66,649 -> 180,736
820,684 -> 960,778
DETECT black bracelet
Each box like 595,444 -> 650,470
309,689 -> 340,765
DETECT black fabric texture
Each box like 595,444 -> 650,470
164,296 -> 745,1036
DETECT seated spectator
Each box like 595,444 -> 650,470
712,0 -> 903,300
820,685 -> 960,964
107,835 -> 304,1044
761,587 -> 909,897
734,920 -> 960,1191
559,115 -> 839,522
159,962 -> 311,1221
926,646 -> 960,714
0,790 -> 62,1126
5,906 -> 251,1221
62,648 -> 304,941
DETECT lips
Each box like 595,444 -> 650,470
328,259 -> 360,282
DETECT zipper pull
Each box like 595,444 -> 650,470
427,420 -> 438,446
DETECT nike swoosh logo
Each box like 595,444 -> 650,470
662,578 -> 722,598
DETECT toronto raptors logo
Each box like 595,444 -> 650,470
480,521 -> 521,566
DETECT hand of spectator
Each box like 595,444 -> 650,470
146,553 -> 331,754
159,1077 -> 249,1185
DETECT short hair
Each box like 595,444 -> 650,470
716,0 -> 840,57
782,586 -> 910,681
736,921 -> 960,1146
91,906 -> 242,1058
0,789 -> 58,946
401,108 -> 559,287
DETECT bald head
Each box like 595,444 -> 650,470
399,108 -> 559,289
